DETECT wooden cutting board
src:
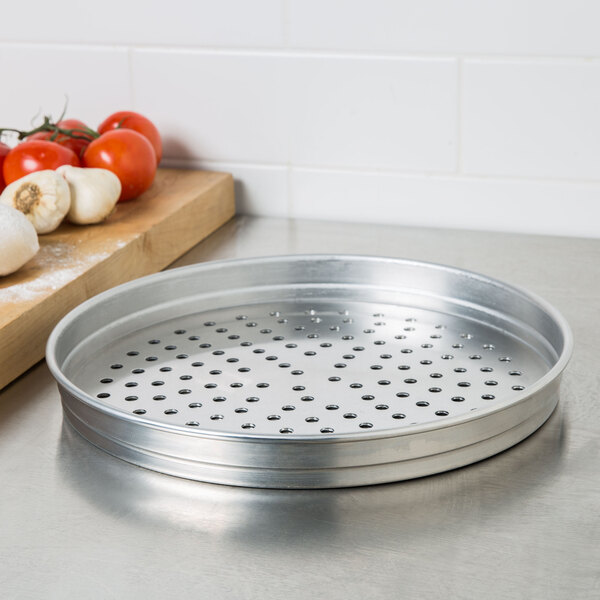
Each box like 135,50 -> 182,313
0,168 -> 235,390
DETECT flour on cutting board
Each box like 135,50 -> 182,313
0,239 -> 127,304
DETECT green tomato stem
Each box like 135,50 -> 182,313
0,115 -> 100,142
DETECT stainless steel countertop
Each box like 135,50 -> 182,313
1,216 -> 598,599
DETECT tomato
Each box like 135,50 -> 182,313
3,140 -> 80,184
0,142 -> 9,192
98,111 -> 162,164
26,119 -> 94,158
83,129 -> 156,202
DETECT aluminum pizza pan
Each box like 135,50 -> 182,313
46,255 -> 572,488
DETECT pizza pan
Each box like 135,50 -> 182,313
47,255 -> 572,488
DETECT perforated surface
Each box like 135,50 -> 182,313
70,301 -> 548,438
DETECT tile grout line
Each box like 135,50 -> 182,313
286,164 -> 294,218
283,0 -> 294,219
1,40 -> 600,64
456,58 -> 463,174
160,158 -> 600,187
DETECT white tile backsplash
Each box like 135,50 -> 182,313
289,0 -> 600,57
289,57 -> 457,172
0,1 -> 284,47
1,2 -> 599,237
463,60 -> 600,180
290,169 -> 600,238
132,50 -> 290,164
0,44 -> 131,131
162,159 -> 289,217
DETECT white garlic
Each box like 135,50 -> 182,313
57,166 -> 121,225
0,204 -> 39,276
0,170 -> 70,234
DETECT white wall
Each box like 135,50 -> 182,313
2,1 -> 599,238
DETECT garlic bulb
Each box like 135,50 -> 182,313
0,170 -> 70,234
0,204 -> 39,276
57,166 -> 121,224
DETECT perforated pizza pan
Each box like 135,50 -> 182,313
47,255 -> 572,488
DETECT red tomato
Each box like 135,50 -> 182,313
98,111 -> 162,164
26,119 -> 94,158
0,142 -> 9,192
83,129 -> 156,202
3,140 -> 80,184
